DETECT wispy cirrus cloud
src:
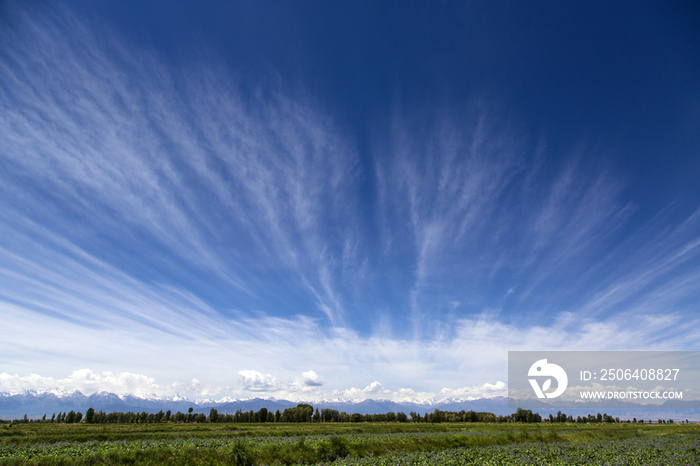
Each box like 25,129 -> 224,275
0,4 -> 359,327
1,3 -> 699,403
2,276 -> 697,400
374,109 -> 700,338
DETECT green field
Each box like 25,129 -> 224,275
1,422 -> 698,465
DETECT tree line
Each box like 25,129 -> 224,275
7,405 -> 541,425
543,410 -> 678,424
4,405 -> 682,425
208,405 -> 522,424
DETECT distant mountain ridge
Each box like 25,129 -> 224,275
0,391 -> 511,419
1,391 -> 698,421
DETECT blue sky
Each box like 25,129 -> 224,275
1,0 -> 699,402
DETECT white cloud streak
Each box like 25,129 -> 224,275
0,370 -> 162,397
0,4 -> 359,326
1,280 -> 696,400
0,4 -> 698,402
375,108 -> 700,341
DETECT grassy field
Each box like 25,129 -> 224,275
1,422 -> 698,465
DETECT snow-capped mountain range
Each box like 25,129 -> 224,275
0,390 -> 511,419
2,390 -> 698,421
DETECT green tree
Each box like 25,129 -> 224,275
66,411 -> 76,424
85,408 -> 95,424
280,404 -> 314,422
513,408 -> 540,423
209,408 -> 219,423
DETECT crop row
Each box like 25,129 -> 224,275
324,435 -> 700,466
0,430 -> 485,460
1,429 -> 698,465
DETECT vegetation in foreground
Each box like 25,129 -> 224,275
0,421 -> 697,465
327,435 -> 700,466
